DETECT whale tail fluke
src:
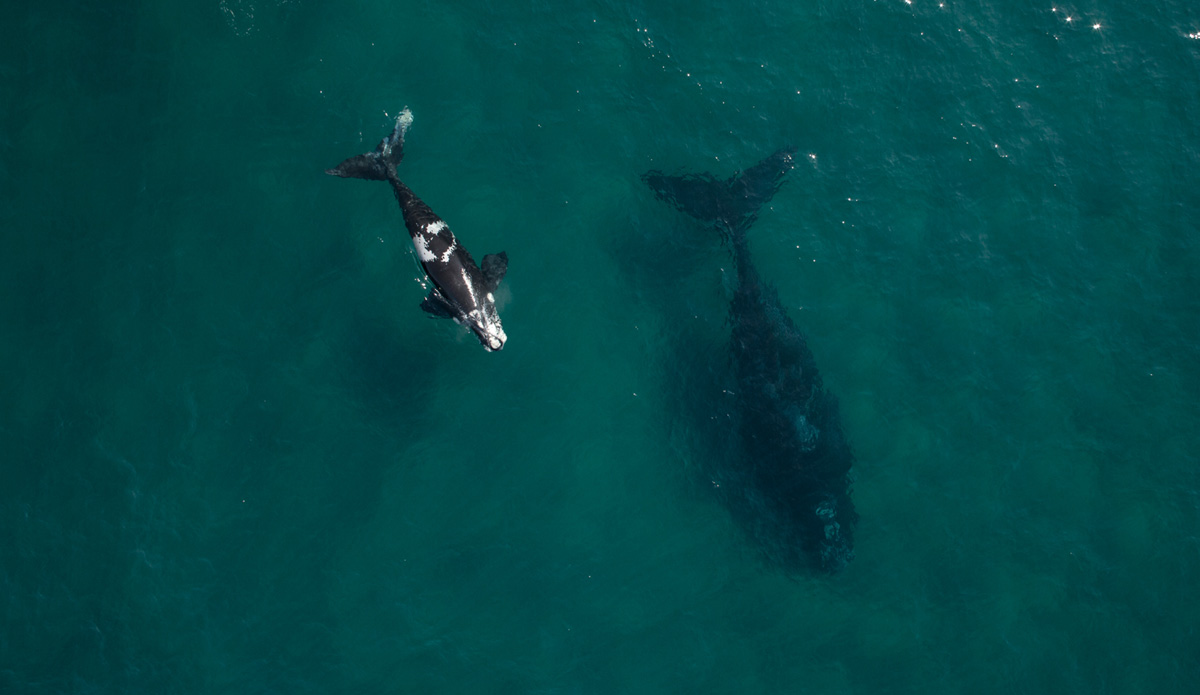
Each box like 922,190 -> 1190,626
325,108 -> 413,181
642,147 -> 798,237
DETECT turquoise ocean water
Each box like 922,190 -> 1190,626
2,1 -> 1198,692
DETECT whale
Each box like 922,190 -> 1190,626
644,149 -> 858,573
327,109 -> 508,352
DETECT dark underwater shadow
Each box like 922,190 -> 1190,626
294,224 -> 442,435
340,306 -> 439,427
190,235 -> 446,693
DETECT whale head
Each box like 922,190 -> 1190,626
467,297 -> 507,352
813,496 -> 855,573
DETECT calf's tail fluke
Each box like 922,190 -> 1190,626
325,108 -> 413,180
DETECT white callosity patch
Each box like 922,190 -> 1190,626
469,307 -> 506,351
486,329 -> 506,351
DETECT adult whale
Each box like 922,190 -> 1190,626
327,109 -> 509,352
644,149 -> 858,573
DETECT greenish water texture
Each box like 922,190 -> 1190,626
2,1 -> 1199,693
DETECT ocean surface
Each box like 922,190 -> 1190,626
2,1 -> 1198,692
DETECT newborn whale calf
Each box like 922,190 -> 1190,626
327,109 -> 509,352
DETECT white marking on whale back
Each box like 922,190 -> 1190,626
440,239 -> 457,262
413,221 -> 449,264
413,235 -> 436,263
460,268 -> 476,303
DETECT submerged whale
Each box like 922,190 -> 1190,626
327,109 -> 509,352
644,149 -> 858,573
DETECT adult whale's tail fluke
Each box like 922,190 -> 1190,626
642,147 -> 798,237
325,108 -> 414,181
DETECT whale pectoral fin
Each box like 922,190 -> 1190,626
481,252 -> 508,292
420,289 -> 457,319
